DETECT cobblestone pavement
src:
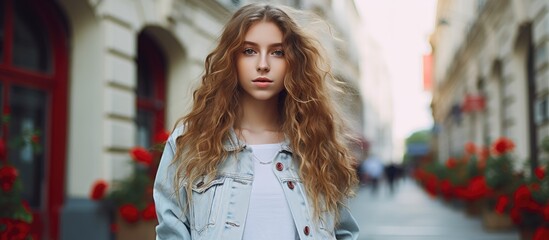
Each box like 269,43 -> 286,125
348,178 -> 520,240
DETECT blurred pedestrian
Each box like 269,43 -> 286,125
153,3 -> 359,239
361,155 -> 384,194
384,162 -> 401,194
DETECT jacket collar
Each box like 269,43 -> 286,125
223,128 -> 292,153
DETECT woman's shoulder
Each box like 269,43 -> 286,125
165,125 -> 185,147
172,125 -> 185,137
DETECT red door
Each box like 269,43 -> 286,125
0,0 -> 68,239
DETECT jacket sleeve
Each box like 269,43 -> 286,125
335,204 -> 360,240
154,128 -> 192,239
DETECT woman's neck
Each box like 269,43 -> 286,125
237,94 -> 283,144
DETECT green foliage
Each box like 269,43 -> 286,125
484,153 -> 521,196
405,129 -> 431,144
0,177 -> 32,223
466,155 -> 480,179
423,160 -> 446,179
541,135 -> 549,153
446,160 -> 468,186
109,164 -> 152,210
0,116 -> 39,238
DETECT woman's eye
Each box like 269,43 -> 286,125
272,50 -> 285,57
243,48 -> 256,55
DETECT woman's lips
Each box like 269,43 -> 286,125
252,77 -> 273,87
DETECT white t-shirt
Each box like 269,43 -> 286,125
243,143 -> 298,240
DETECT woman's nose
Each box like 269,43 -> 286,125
257,55 -> 270,72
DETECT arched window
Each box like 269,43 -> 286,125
0,0 -> 68,239
136,33 -> 166,148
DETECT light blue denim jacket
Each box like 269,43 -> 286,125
153,127 -> 359,239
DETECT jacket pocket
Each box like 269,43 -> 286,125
190,176 -> 226,234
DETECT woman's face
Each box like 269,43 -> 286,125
237,21 -> 287,102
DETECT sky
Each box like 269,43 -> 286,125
355,0 -> 437,142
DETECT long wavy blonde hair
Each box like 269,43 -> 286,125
172,3 -> 358,219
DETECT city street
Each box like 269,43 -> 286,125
348,178 -> 520,240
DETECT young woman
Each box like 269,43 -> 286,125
154,3 -> 359,239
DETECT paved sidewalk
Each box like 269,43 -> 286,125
348,178 -> 519,240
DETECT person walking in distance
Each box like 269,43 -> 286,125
153,3 -> 360,239
361,154 -> 384,194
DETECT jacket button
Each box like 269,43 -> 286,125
276,162 -> 284,171
287,181 -> 295,190
304,226 -> 310,236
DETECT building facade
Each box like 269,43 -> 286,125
0,0 -> 366,239
359,35 -> 394,162
430,0 -> 549,170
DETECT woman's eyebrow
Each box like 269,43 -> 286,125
243,41 -> 283,48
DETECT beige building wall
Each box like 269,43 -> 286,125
431,0 -> 549,168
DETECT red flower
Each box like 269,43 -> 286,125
465,176 -> 492,201
90,180 -> 108,200
423,174 -> 438,197
0,140 -> 5,161
154,131 -> 170,144
543,205 -> 549,222
514,185 -> 532,206
534,167 -> 545,180
491,137 -> 515,156
464,142 -> 476,155
142,202 -> 157,221
30,135 -> 40,144
0,165 -> 19,192
494,196 -> 509,214
439,180 -> 452,198
513,185 -> 543,212
119,204 -> 140,223
445,158 -> 458,169
130,147 -> 153,166
510,206 -> 522,224
0,218 -> 31,239
534,227 -> 549,240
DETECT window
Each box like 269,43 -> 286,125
136,33 -> 166,148
8,86 -> 47,208
0,0 -> 68,239
12,0 -> 52,72
536,97 -> 548,124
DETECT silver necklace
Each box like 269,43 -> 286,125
237,129 -> 284,165
251,151 -> 274,165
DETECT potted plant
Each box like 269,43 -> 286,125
482,137 -> 520,231
90,131 -> 169,240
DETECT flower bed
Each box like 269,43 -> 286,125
414,136 -> 549,240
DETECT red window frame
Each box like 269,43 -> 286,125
0,0 -> 68,239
